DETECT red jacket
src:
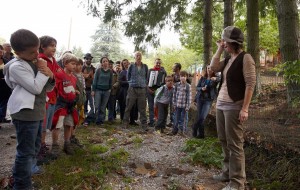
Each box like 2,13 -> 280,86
52,70 -> 78,129
38,53 -> 61,105
55,70 -> 77,102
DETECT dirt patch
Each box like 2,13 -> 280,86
0,121 -> 227,189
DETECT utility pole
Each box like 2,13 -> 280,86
67,17 -> 72,50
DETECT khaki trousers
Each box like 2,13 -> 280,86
123,87 -> 147,126
216,109 -> 246,189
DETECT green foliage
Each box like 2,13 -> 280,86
182,138 -> 223,168
273,60 -> 300,85
273,60 -> 300,109
72,46 -> 84,59
89,144 -> 109,154
82,0 -> 189,49
90,21 -> 129,62
180,2 -> 223,56
143,47 -> 199,74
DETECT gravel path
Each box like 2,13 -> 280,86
0,122 -> 226,190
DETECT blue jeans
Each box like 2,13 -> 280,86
12,119 -> 42,190
84,90 -> 94,115
94,90 -> 110,124
0,98 -> 8,120
43,104 -> 56,131
174,107 -> 187,132
193,99 -> 213,137
107,95 -> 117,121
147,92 -> 155,124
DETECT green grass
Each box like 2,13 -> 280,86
182,137 -> 223,168
33,126 -> 129,190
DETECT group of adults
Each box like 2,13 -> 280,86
0,43 -> 14,127
81,51 -> 182,130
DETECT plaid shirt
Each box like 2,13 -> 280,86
172,82 -> 192,109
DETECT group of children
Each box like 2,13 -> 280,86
3,29 -> 88,189
3,27 -> 218,189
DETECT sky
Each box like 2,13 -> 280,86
0,0 -> 181,54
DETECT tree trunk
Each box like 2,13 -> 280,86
276,0 -> 300,102
203,0 -> 213,66
223,0 -> 234,58
276,0 -> 300,62
246,0 -> 261,95
224,0 -> 234,28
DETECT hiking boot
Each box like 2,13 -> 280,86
64,142 -> 75,155
51,144 -> 60,156
212,173 -> 230,182
70,136 -> 83,148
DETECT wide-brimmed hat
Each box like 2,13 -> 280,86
222,26 -> 244,45
84,53 -> 93,59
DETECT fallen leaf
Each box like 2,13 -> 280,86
65,167 -> 83,176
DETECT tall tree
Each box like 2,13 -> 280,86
72,46 -> 84,59
276,0 -> 300,62
246,0 -> 261,94
224,0 -> 234,27
203,0 -> 213,65
90,22 -> 126,62
276,0 -> 300,99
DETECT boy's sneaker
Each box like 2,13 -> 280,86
32,165 -> 44,175
70,136 -> 83,148
64,142 -> 75,155
51,144 -> 60,156
83,121 -> 89,127
212,173 -> 230,182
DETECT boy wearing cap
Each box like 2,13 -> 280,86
82,53 -> 96,124
210,26 -> 256,190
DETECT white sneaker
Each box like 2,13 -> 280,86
222,185 -> 238,190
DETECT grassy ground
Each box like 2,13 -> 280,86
33,125 -> 129,190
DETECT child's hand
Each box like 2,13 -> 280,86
185,108 -> 189,112
91,91 -> 95,96
148,88 -> 154,94
36,58 -> 47,69
39,66 -> 53,79
201,87 -> 207,91
75,90 -> 80,94
211,77 -> 217,81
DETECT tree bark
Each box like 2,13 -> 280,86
276,0 -> 300,62
246,0 -> 261,95
224,0 -> 234,28
223,0 -> 234,58
203,0 -> 213,66
276,0 -> 300,102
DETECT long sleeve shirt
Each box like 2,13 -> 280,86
172,82 -> 192,109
